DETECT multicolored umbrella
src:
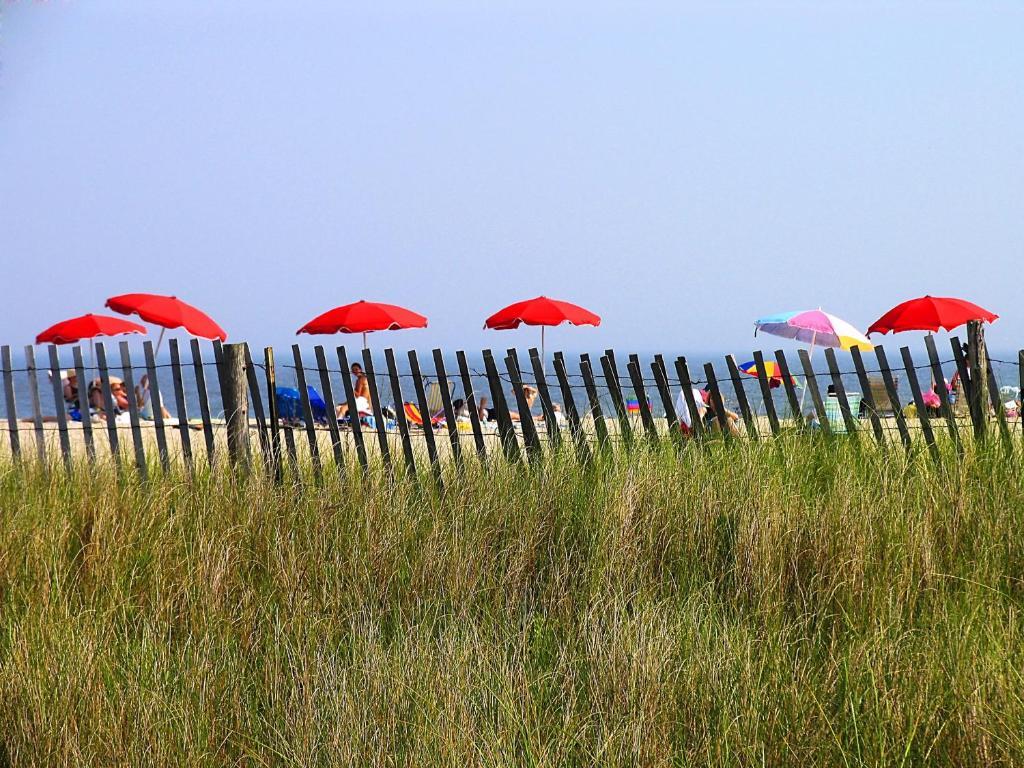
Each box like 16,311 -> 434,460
754,309 -> 871,351
755,308 -> 868,411
738,360 -> 798,389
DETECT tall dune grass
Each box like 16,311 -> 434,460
0,438 -> 1022,765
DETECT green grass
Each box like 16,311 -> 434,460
1,438 -> 1023,766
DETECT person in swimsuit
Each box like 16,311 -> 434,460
336,363 -> 372,417
477,387 -> 538,422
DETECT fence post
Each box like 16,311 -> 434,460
169,339 -> 194,476
874,346 -> 912,452
675,356 -> 705,440
483,349 -> 520,463
24,346 -> 47,467
264,347 -> 283,483
849,347 -> 884,446
95,342 -> 121,471
222,343 -> 251,472
361,349 -> 393,474
313,345 -> 345,477
773,350 -> 802,426
702,361 -> 732,442
243,344 -> 273,476
384,347 -> 417,478
143,340 -> 170,472
627,355 -> 659,447
409,350 -> 443,489
900,346 -> 939,462
1020,349 -> 1024,440
291,345 -> 322,481
553,352 -> 592,464
600,353 -> 633,450
1,346 -> 20,462
824,348 -> 858,437
529,347 -> 562,448
506,350 -> 541,462
651,356 -> 682,448
46,346 -> 72,474
190,339 -> 216,468
725,354 -> 758,440
797,349 -> 830,436
455,350 -> 487,461
337,346 -> 370,474
580,354 -> 610,452
118,342 -> 148,480
966,320 -> 987,442
72,346 -> 95,463
750,350 -> 780,437
986,366 -> 1013,452
433,349 -> 463,471
923,335 -> 961,453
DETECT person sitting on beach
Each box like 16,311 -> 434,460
475,387 -> 538,422
674,386 -> 707,436
699,384 -> 741,436
549,402 -> 567,426
509,385 -> 537,422
135,373 -> 172,420
477,395 -> 500,423
336,363 -> 372,418
922,379 -> 944,417
452,398 -> 474,422
62,369 -> 79,407
89,376 -> 131,418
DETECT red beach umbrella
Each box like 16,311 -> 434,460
484,295 -> 600,361
868,296 -> 998,335
296,300 -> 428,349
36,313 -> 147,345
106,293 -> 227,351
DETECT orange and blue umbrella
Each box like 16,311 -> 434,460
738,360 -> 798,389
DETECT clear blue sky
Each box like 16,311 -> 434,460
2,1 -> 1021,355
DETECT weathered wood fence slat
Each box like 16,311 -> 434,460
337,346 -> 369,474
95,342 -> 121,470
72,345 -> 95,463
169,339 -> 194,475
25,346 -> 47,466
849,346 -> 884,445
47,345 -> 72,472
751,350 -> 780,437
143,340 -> 170,472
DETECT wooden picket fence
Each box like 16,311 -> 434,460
0,325 -> 1019,483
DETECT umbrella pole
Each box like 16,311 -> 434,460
541,327 -> 545,373
362,331 -> 367,351
155,327 -> 166,356
798,332 -> 817,414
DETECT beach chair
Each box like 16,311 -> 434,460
824,393 -> 863,434
950,375 -> 970,417
425,378 -> 452,417
866,376 -> 898,416
403,402 -> 445,429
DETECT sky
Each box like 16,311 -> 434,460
1,1 -> 1022,357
